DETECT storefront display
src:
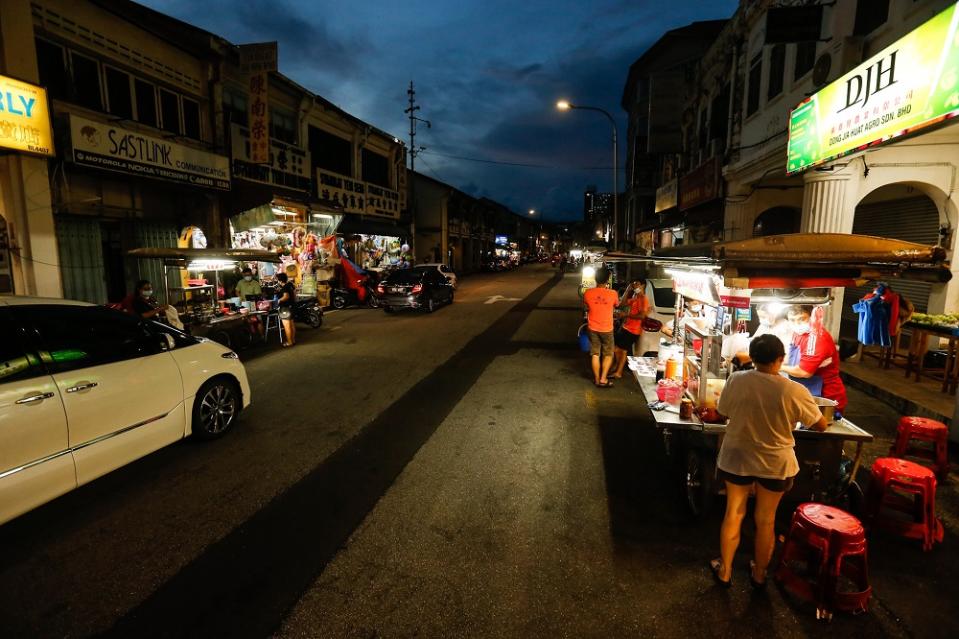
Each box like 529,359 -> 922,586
343,234 -> 411,270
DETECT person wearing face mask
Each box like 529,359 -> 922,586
781,305 -> 847,413
131,280 -> 169,320
234,267 -> 262,300
662,299 -> 705,339
753,304 -> 794,353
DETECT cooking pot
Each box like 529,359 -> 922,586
813,396 -> 838,422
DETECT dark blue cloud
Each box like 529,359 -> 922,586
145,0 -> 738,221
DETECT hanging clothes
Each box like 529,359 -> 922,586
853,284 -> 892,346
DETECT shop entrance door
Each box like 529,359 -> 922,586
100,222 -> 126,304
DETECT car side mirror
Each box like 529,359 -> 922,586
158,333 -> 176,351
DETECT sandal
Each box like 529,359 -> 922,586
710,559 -> 732,588
595,380 -> 614,388
749,560 -> 767,590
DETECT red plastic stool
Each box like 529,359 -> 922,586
866,457 -> 944,551
775,503 -> 871,620
891,417 -> 950,479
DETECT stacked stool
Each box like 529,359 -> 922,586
775,503 -> 871,620
890,417 -> 950,480
865,457 -> 943,551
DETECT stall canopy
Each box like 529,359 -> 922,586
336,216 -> 409,237
606,233 -> 952,289
127,247 -> 281,263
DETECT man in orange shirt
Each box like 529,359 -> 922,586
611,277 -> 651,379
583,267 -> 619,387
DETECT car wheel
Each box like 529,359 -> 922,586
307,310 -> 323,329
426,297 -> 435,313
192,377 -> 240,440
332,295 -> 347,309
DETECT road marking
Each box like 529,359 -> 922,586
484,295 -> 522,304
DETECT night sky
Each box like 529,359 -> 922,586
144,0 -> 738,222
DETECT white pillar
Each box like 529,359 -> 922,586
801,170 -> 856,337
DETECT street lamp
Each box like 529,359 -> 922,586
556,99 -> 618,251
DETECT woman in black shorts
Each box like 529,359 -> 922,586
709,335 -> 827,588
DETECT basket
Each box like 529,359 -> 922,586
577,324 -> 591,352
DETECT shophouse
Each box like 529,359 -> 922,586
716,0 -> 959,337
621,20 -> 727,253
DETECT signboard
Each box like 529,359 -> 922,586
239,42 -> 277,165
316,169 -> 401,219
495,235 -> 508,246
679,157 -> 720,211
670,271 -> 719,306
230,124 -> 311,192
0,74 -> 54,156
787,1 -> 959,174
238,42 -> 278,73
68,115 -> 230,190
718,285 -> 752,309
655,178 -> 678,213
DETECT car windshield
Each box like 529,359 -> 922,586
385,271 -> 425,284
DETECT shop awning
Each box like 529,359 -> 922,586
336,215 -> 409,237
637,209 -> 684,232
127,247 -> 281,263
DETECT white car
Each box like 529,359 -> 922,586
638,278 -> 677,356
413,263 -> 457,288
0,296 -> 251,526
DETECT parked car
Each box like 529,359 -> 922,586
412,263 -> 458,288
0,297 -> 251,526
638,278 -> 677,356
378,268 -> 454,313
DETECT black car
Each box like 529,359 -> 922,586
378,268 -> 454,313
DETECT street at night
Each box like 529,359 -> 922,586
0,266 -> 956,637
4,0 -> 959,637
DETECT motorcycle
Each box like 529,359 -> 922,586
331,285 -> 380,309
292,297 -> 324,328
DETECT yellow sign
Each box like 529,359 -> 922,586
0,74 -> 54,156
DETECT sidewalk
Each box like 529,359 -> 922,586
841,357 -> 955,428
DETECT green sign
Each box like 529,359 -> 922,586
787,2 -> 959,174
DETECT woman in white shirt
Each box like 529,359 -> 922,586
709,334 -> 827,589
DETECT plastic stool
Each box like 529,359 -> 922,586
866,458 -> 943,551
775,503 -> 871,620
891,417 -> 950,479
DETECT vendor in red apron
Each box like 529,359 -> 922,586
780,305 -> 848,415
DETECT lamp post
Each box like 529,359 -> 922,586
557,100 -> 618,251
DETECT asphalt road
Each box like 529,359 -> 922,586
0,264 -> 956,638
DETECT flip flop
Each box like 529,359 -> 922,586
710,559 -> 732,588
595,380 -> 614,388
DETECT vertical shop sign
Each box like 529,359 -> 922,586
239,43 -> 278,165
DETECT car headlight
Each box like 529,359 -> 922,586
221,351 -> 239,360
582,266 -> 596,278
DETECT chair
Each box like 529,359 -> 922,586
263,311 -> 284,345
890,417 -> 950,479
865,457 -> 943,551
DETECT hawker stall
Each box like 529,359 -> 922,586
128,247 -> 282,349
605,233 -> 952,517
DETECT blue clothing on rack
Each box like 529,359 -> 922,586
852,288 -> 891,347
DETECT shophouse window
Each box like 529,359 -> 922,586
182,97 -> 201,139
223,89 -> 247,127
134,79 -> 157,127
794,41 -> 817,80
270,108 -> 297,144
709,83 -> 730,149
35,39 -> 69,101
159,88 -> 180,134
362,148 -> 390,187
309,125 -> 353,177
854,0 -> 890,36
697,109 -> 708,149
71,52 -> 103,111
767,44 -> 786,100
105,67 -> 133,120
746,53 -> 762,116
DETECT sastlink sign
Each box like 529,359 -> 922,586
68,115 -> 230,190
787,1 -> 959,174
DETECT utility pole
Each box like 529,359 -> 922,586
405,81 -> 430,263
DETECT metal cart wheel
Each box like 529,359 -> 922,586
211,330 -> 231,349
684,449 -> 715,519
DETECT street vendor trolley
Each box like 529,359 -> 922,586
608,233 -> 952,518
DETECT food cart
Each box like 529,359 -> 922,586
605,233 -> 952,518
128,247 -> 282,349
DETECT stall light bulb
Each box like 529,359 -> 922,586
583,266 -> 596,278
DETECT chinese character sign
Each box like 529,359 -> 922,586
248,71 -> 270,164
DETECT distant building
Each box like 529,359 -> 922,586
583,186 -> 613,243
